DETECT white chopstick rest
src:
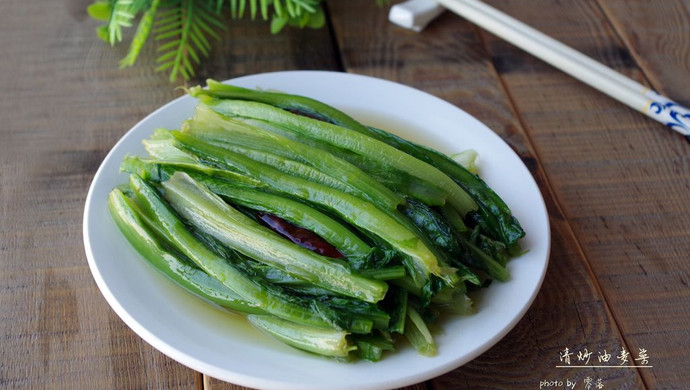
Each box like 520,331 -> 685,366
389,0 -> 445,32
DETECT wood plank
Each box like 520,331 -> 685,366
476,0 -> 690,388
326,1 -> 645,389
598,0 -> 690,105
0,0 -> 199,387
0,1 -> 339,388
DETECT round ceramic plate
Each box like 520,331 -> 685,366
84,71 -> 550,390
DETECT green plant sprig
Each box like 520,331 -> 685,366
88,0 -> 377,82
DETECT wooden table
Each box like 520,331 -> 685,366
2,0 -> 689,388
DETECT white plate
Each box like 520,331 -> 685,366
83,71 -> 550,390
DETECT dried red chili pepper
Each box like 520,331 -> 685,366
258,213 -> 343,259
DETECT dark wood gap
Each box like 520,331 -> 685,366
199,372 -> 206,390
322,2 -> 347,73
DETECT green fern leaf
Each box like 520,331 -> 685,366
131,0 -> 155,12
208,0 -> 223,14
197,6 -> 226,30
120,0 -> 161,67
103,0 -> 153,45
260,0 -> 268,20
273,0 -> 284,18
270,13 -> 289,34
88,1 -> 112,21
154,0 -> 222,82
306,4 -> 324,29
285,0 -> 295,18
249,0 -> 258,19
107,0 -> 136,45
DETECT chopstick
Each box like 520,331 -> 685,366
394,0 -> 690,137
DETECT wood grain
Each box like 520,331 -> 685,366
598,0 -> 690,106
477,0 -> 690,388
